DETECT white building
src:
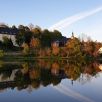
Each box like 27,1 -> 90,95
98,47 -> 102,54
0,24 -> 18,45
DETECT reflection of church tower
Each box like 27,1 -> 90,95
71,80 -> 73,86
71,32 -> 74,39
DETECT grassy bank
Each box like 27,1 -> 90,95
0,54 -> 92,63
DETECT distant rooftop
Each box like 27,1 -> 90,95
0,23 -> 8,28
0,25 -> 19,35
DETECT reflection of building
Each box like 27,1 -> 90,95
99,64 -> 102,71
0,69 -> 18,82
51,40 -> 59,47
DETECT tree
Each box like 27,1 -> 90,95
66,37 -> 82,57
60,47 -> 67,57
16,25 -> 32,46
31,26 -> 42,38
24,31 -> 32,45
30,38 -> 40,48
2,36 -> 13,48
22,43 -> 30,55
82,40 -> 95,56
45,48 -> 51,56
15,32 -> 24,46
40,29 -> 51,47
30,38 -> 40,55
12,25 -> 17,29
28,23 -> 34,31
0,50 -> 4,58
38,49 -> 46,57
52,43 -> 60,56
52,30 -> 62,40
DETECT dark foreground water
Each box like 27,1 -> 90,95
0,60 -> 102,102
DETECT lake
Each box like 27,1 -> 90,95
0,60 -> 102,102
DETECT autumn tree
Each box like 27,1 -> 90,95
22,43 -> 30,55
30,38 -> 40,48
45,48 -> 51,56
82,40 -> 95,57
66,37 -> 82,57
31,26 -> 42,38
30,38 -> 40,55
51,42 -> 60,56
60,47 -> 67,57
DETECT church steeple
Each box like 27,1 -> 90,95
71,32 -> 74,39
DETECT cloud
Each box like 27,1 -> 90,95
49,7 -> 102,31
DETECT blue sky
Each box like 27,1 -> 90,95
0,0 -> 102,41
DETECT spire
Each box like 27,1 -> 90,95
71,32 -> 74,39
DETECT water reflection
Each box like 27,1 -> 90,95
0,60 -> 101,93
54,84 -> 94,102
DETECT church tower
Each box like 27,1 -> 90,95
71,32 -> 74,39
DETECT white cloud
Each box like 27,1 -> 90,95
49,7 -> 102,31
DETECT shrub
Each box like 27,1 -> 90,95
0,50 -> 4,58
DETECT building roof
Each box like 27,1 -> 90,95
0,26 -> 19,35
0,24 -> 8,28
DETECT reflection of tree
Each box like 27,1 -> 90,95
51,76 -> 61,86
31,80 -> 40,89
64,64 -> 81,81
0,61 -> 4,68
0,60 -> 101,92
83,62 -> 100,76
51,62 -> 60,75
21,63 -> 29,74
41,69 -> 51,87
1,71 -> 12,81
29,68 -> 40,80
78,74 -> 92,85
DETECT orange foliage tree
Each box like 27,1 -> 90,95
51,42 -> 60,56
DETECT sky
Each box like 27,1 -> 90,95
0,0 -> 102,41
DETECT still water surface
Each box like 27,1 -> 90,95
0,60 -> 102,102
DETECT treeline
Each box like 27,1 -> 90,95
8,24 -> 63,47
15,25 -> 102,59
0,24 -> 102,59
